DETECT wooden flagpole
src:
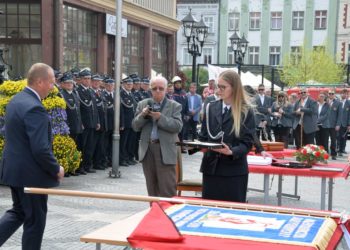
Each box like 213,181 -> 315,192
24,187 -> 346,219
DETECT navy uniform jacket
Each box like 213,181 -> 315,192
103,90 -> 114,131
132,90 -> 143,103
173,88 -> 189,118
92,89 -> 107,131
120,88 -> 136,128
199,100 -> 255,176
76,85 -> 99,129
340,99 -> 350,127
324,99 -> 342,128
0,88 -> 60,188
59,89 -> 83,134
139,89 -> 151,100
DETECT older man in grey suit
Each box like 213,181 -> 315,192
132,76 -> 183,197
292,88 -> 318,149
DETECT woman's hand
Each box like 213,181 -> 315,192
212,142 -> 232,156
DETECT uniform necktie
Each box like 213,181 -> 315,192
222,106 -> 229,118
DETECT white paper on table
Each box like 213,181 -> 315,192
247,155 -> 272,165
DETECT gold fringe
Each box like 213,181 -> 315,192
313,217 -> 337,250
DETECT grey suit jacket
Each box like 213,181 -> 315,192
325,99 -> 342,128
270,102 -> 293,128
254,95 -> 273,126
340,99 -> 350,127
292,97 -> 318,134
132,98 -> 183,165
317,103 -> 330,128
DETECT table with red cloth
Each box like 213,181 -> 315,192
249,148 -> 297,159
248,162 -> 350,210
81,201 -> 350,250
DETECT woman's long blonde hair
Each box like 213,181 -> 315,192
219,70 -> 251,137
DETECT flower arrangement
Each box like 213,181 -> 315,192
294,144 -> 329,166
0,80 -> 81,171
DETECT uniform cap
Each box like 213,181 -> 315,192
142,77 -> 150,84
79,69 -> 91,78
91,74 -> 103,81
171,76 -> 182,83
60,72 -> 73,83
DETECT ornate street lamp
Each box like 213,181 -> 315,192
181,9 -> 209,83
229,31 -> 249,75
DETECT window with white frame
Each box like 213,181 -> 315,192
249,12 -> 261,30
228,12 -> 240,31
204,16 -> 214,33
292,11 -> 304,30
291,46 -> 301,64
314,10 -> 327,29
269,46 -> 281,66
202,47 -> 213,64
182,48 -> 192,65
249,47 -> 259,65
271,12 -> 282,30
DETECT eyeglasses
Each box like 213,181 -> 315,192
217,84 -> 228,90
300,91 -> 306,94
151,87 -> 165,92
258,89 -> 264,91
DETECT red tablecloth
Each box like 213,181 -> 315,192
249,162 -> 350,179
249,149 -> 297,158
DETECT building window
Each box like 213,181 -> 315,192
63,5 -> 97,72
204,16 -> 214,33
292,11 -> 304,30
228,12 -> 240,31
269,46 -> 281,66
313,46 -> 325,52
249,47 -> 259,65
315,10 -> 327,29
249,12 -> 261,30
271,12 -> 282,30
152,31 -> 168,78
182,48 -> 192,65
0,2 -> 42,78
291,46 -> 301,64
202,47 -> 212,64
123,23 -> 145,76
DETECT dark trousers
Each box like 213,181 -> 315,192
80,128 -> 95,171
294,124 -> 315,149
134,132 -> 141,161
316,127 -> 329,152
329,128 -> 338,156
337,126 -> 348,153
184,118 -> 198,141
128,129 -> 137,160
0,187 -> 48,249
272,126 -> 290,148
202,174 -> 248,202
104,130 -> 113,165
120,127 -> 133,162
93,130 -> 106,167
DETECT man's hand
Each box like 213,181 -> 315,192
335,125 -> 340,131
57,166 -> 64,181
96,123 -> 101,131
149,111 -> 161,121
141,106 -> 150,117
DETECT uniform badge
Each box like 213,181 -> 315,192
85,99 -> 88,102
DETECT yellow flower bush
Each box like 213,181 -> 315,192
0,79 -> 27,96
53,135 -> 81,173
0,137 -> 4,160
0,95 -> 11,116
42,95 -> 66,110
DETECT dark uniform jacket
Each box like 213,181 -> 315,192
76,85 -> 99,129
173,88 -> 189,118
270,102 -> 293,128
59,89 -> 83,134
340,99 -> 350,127
120,88 -> 136,128
324,99 -> 342,128
103,90 -> 114,131
92,89 -> 107,131
199,100 -> 255,176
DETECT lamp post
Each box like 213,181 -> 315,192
181,9 -> 209,83
229,31 -> 249,75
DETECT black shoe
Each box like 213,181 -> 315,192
331,156 -> 337,160
86,169 -> 96,173
64,173 -> 70,177
119,161 -> 129,166
77,169 -> 87,175
70,172 -> 80,176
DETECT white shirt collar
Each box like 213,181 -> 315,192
222,103 -> 231,112
26,86 -> 41,101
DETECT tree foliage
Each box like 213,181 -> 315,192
280,46 -> 345,86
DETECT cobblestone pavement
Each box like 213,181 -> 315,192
1,150 -> 350,249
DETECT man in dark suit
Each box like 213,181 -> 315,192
254,84 -> 273,141
0,63 -> 65,249
76,69 -> 100,174
292,88 -> 318,149
338,89 -> 350,156
325,89 -> 342,160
